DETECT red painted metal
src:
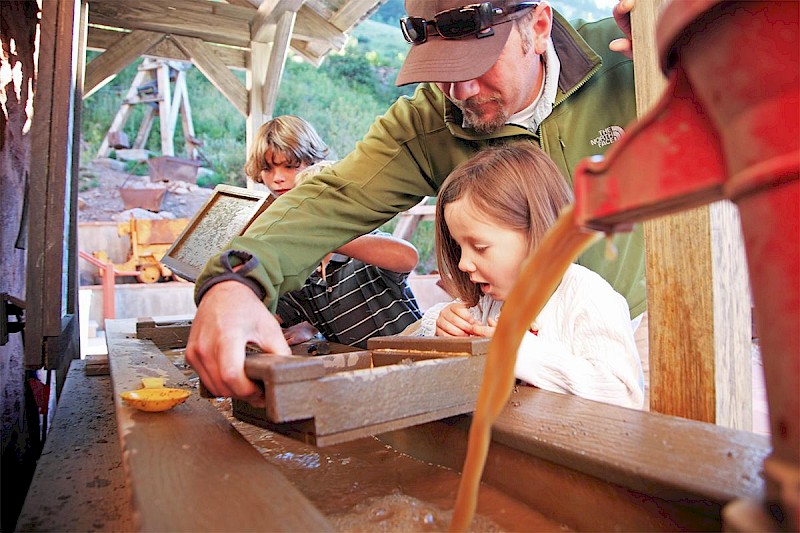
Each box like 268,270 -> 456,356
573,1 -> 798,529
78,250 -> 139,321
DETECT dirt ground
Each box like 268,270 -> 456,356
78,158 -> 214,222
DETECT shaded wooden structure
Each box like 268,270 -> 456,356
23,0 -> 754,429
96,58 -> 199,159
84,0 -> 385,152
5,0 -> 773,529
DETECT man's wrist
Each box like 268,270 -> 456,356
195,250 -> 267,303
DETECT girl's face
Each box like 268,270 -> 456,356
444,196 -> 530,302
259,149 -> 309,195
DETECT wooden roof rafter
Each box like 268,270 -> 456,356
86,0 -> 380,64
83,0 -> 385,147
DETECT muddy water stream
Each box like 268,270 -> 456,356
451,206 -> 601,531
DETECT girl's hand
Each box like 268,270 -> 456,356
470,317 -> 497,338
435,302 -> 477,336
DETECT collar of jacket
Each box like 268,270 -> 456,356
440,9 -> 602,138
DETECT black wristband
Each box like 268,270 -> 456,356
195,250 -> 268,303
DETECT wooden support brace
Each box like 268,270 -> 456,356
171,35 -> 248,117
84,29 -> 165,98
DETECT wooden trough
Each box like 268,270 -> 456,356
16,317 -> 769,532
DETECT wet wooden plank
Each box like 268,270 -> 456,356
494,388 -> 768,503
367,335 -> 490,355
105,318 -> 333,532
17,360 -> 134,532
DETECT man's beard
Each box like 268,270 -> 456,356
458,96 -> 508,134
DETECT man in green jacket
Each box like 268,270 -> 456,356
187,0 -> 643,405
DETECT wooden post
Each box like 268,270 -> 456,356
246,39 -> 271,159
631,1 -> 752,429
133,106 -> 156,150
156,61 -> 174,156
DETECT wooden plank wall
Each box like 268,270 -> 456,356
632,1 -> 752,428
25,0 -> 84,379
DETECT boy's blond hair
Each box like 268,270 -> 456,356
244,115 -> 329,184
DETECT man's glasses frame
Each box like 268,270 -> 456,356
400,1 -> 539,45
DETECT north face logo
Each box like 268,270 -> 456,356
590,126 -> 625,148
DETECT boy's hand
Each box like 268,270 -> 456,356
435,302 -> 477,337
283,321 -> 320,345
610,0 -> 634,59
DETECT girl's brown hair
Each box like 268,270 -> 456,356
244,115 -> 329,183
435,141 -> 573,306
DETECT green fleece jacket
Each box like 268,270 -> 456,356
196,11 -> 646,319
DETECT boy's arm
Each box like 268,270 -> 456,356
335,233 -> 419,274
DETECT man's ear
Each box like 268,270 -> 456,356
532,3 -> 553,55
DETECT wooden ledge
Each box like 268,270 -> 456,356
17,360 -> 134,532
379,387 -> 770,532
104,319 -> 333,532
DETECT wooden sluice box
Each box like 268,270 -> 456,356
21,317 -> 768,532
233,336 -> 490,446
136,314 -> 490,446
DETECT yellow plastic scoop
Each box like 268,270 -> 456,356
120,386 -> 191,412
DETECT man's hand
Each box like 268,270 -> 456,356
435,302 -> 477,337
186,281 -> 291,407
283,321 -> 320,345
610,0 -> 634,59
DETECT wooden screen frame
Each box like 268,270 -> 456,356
160,184 -> 275,282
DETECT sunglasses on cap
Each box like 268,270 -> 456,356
400,2 -> 539,44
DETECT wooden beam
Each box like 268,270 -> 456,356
178,75 -> 197,157
261,9 -> 295,117
104,319 -> 334,532
87,25 -> 249,70
157,62 -> 175,155
329,0 -> 382,30
246,40 -> 271,148
293,5 -> 347,50
251,0 -> 303,42
88,0 -> 254,48
251,0 -> 281,40
632,1 -> 752,429
67,0 -> 88,319
224,0 -> 259,8
133,105 -> 156,149
84,29 -> 164,98
170,35 -> 248,117
26,0 -> 84,370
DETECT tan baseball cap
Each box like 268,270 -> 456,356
395,0 -> 538,86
